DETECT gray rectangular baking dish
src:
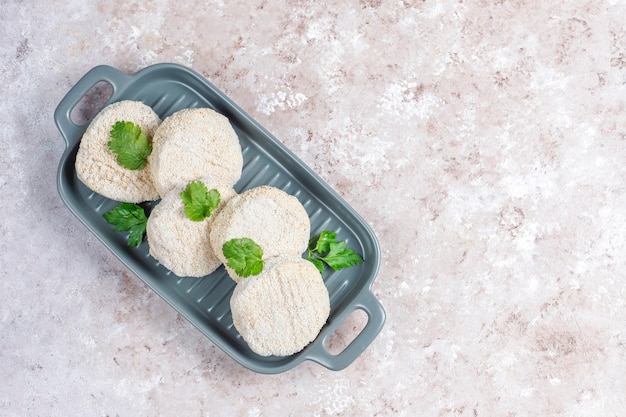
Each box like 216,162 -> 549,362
54,63 -> 385,374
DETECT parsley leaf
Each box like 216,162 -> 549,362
313,230 -> 337,253
103,203 -> 148,247
180,181 -> 221,221
306,230 -> 363,274
307,257 -> 325,275
222,238 -> 264,277
108,121 -> 152,170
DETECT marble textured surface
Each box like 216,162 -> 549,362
1,0 -> 625,415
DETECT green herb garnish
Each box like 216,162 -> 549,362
107,121 -> 152,170
222,238 -> 264,277
306,230 -> 363,274
180,181 -> 221,221
103,203 -> 148,247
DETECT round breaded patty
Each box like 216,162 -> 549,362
146,178 -> 237,277
75,100 -> 161,202
230,258 -> 330,356
209,185 -> 311,282
148,107 -> 243,197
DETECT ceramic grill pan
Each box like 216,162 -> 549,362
54,63 -> 385,374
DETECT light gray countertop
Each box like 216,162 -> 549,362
1,1 -> 624,415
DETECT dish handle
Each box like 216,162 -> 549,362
53,65 -> 131,147
308,289 -> 386,371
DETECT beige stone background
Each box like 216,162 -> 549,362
1,0 -> 625,416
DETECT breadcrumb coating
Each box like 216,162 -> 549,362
209,185 -> 311,282
146,179 -> 237,277
75,100 -> 161,202
148,107 -> 243,197
230,258 -> 330,356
